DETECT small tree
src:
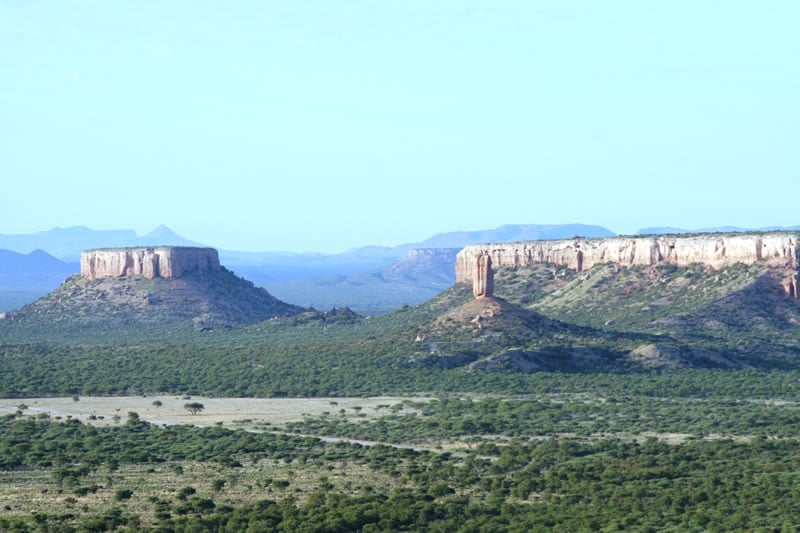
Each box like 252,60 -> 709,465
152,400 -> 163,408
114,489 -> 133,501
184,402 -> 205,415
177,486 -> 196,501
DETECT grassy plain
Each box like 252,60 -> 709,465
0,395 -> 427,429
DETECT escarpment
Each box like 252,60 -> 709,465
8,246 -> 303,330
81,247 -> 221,280
457,234 -> 799,298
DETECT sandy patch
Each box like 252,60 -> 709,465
0,395 -> 428,429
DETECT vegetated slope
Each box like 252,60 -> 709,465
2,254 -> 800,398
414,293 -> 649,372
487,259 -> 800,367
1,268 -> 303,338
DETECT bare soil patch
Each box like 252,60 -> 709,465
0,395 -> 428,430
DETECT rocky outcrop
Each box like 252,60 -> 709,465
81,247 -> 221,280
783,272 -> 799,299
457,234 -> 799,297
473,254 -> 494,297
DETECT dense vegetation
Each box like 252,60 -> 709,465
2,258 -> 800,529
287,388 -> 800,443
4,333 -> 800,399
5,397 -> 800,532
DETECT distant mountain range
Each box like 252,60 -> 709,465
0,249 -> 80,314
636,225 -> 800,236
0,225 -> 202,261
1,222 -> 798,314
0,223 -> 612,313
0,223 -> 613,279
264,248 -> 462,315
0,249 -> 79,285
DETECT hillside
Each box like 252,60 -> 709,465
491,260 -> 800,366
1,233 -> 800,398
2,269 -> 302,336
3,255 -> 800,399
425,233 -> 800,371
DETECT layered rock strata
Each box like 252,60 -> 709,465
81,247 -> 221,280
473,254 -> 494,298
456,234 -> 799,298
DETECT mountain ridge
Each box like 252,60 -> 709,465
0,225 -> 203,261
3,223 -> 799,315
0,223 -> 615,262
1,224 -> 619,314
3,232 -> 800,375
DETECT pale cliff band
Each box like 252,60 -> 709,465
81,247 -> 221,280
457,234 -> 798,299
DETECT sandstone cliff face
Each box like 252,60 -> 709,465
473,254 -> 494,298
81,247 -> 221,280
456,234 -> 799,298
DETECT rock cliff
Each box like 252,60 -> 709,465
456,234 -> 799,298
472,254 -> 494,298
81,247 -> 221,280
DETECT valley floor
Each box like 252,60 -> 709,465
6,384 -> 800,531
0,395 -> 428,430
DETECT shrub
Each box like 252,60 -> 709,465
114,489 -> 133,501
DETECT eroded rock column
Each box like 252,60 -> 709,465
473,253 -> 494,298
782,272 -> 799,299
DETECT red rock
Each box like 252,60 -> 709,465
80,247 -> 221,280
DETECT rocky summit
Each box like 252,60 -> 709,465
3,247 -> 303,334
457,233 -> 799,300
80,246 -> 221,280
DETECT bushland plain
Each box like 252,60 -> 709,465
2,235 -> 800,530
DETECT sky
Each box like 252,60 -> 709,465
2,1 -> 798,253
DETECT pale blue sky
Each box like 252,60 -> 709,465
2,1 -> 798,252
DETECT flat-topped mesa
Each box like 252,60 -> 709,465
81,247 -> 221,280
456,234 -> 799,298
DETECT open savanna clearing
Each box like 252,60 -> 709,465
0,395 -> 429,430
